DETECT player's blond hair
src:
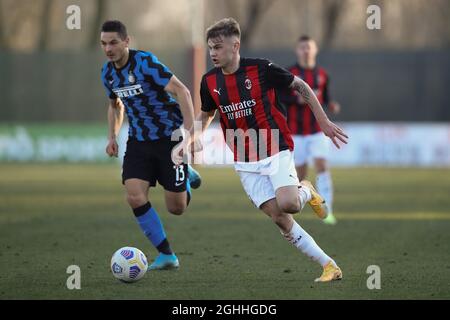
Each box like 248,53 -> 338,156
206,18 -> 241,41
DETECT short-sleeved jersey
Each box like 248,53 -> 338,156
101,49 -> 183,141
200,58 -> 294,162
280,64 -> 330,135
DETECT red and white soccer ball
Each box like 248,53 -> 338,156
110,247 -> 148,283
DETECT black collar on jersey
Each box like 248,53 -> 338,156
112,49 -> 135,71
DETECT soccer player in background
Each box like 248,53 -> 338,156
282,35 -> 341,225
100,20 -> 201,270
176,18 -> 348,282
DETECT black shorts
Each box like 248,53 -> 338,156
122,137 -> 188,192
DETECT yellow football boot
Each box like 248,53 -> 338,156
314,261 -> 343,283
300,180 -> 328,219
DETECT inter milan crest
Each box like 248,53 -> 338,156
245,78 -> 252,90
128,71 -> 136,84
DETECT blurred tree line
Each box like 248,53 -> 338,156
0,0 -> 449,52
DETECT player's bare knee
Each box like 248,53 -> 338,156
167,203 -> 186,215
314,159 -> 328,173
316,166 -> 327,173
126,193 -> 147,209
168,207 -> 185,215
279,199 -> 300,214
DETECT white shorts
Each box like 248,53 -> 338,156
293,132 -> 330,166
234,150 -> 299,208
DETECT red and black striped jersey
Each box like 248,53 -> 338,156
282,64 -> 330,136
200,58 -> 295,162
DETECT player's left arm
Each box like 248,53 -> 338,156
164,75 -> 195,136
290,76 -> 348,148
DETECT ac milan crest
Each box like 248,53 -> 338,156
245,78 -> 252,90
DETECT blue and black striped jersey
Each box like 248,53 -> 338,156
101,49 -> 183,141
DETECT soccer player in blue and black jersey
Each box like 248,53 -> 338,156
100,20 -> 201,270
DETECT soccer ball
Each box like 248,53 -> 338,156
110,247 -> 148,283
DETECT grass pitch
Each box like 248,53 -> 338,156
0,164 -> 449,299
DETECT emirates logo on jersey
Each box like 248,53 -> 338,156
245,78 -> 252,90
219,99 -> 256,120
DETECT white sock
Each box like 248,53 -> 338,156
316,171 -> 333,213
281,221 -> 334,267
298,185 -> 312,210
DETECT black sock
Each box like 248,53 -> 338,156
157,238 -> 173,255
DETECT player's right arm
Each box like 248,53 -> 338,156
172,109 -> 215,165
106,98 -> 124,157
188,75 -> 218,153
172,75 -> 217,165
194,110 -> 216,134
190,109 -> 216,150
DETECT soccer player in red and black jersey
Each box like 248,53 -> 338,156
282,35 -> 341,225
175,18 -> 348,282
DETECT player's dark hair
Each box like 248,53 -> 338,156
298,35 -> 312,42
206,18 -> 241,41
101,20 -> 128,40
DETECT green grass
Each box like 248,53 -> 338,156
0,164 -> 449,299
